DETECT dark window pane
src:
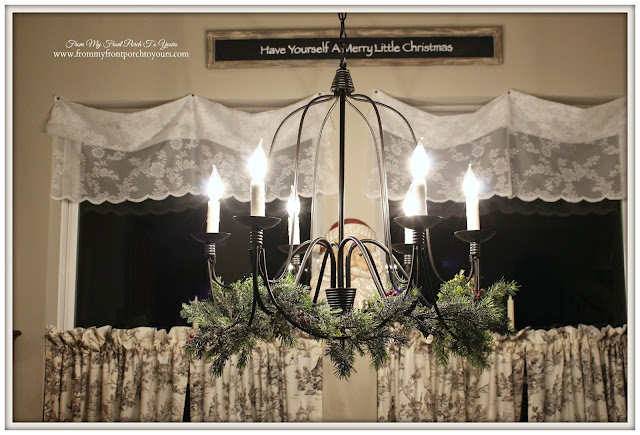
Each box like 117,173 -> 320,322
75,194 -> 310,330
76,193 -> 625,331
390,197 -> 626,330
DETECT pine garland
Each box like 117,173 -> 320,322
181,271 -> 518,379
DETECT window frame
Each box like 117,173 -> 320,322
56,200 -> 79,330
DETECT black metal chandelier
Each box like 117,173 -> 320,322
193,13 -> 495,340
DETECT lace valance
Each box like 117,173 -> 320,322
365,90 -> 627,203
46,94 -> 337,204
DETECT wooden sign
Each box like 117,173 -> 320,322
207,27 -> 502,68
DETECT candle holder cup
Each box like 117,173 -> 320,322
191,232 -> 231,259
234,215 -> 281,247
392,215 -> 444,307
191,231 -> 232,291
454,229 -> 496,292
394,215 -> 443,232
392,243 -> 414,273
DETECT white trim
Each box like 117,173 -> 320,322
621,199 -> 628,306
56,200 -> 78,330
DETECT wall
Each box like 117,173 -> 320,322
12,11 -> 627,422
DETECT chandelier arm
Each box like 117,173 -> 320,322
347,94 -> 394,258
345,245 -> 387,299
259,248 -> 335,340
287,94 -> 339,277
418,245 -> 458,340
270,240 -> 313,283
204,258 -> 226,309
350,97 -> 418,145
344,98 -> 394,253
248,250 -> 260,326
418,243 -> 439,306
425,229 -> 446,283
340,236 -> 386,298
401,247 -> 422,316
411,245 -> 432,308
359,239 -> 410,283
251,246 -> 274,317
266,94 -> 337,161
466,258 -> 475,284
294,236 -> 337,288
399,245 -> 418,313
310,98 -> 338,245
208,258 -> 232,290
313,249 -> 331,303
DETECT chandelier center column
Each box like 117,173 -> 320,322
337,88 -> 346,288
331,61 -> 354,289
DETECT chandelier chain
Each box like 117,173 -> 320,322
338,13 -> 347,68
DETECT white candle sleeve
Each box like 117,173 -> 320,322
288,216 -> 301,245
404,228 -> 413,244
413,180 -> 427,215
250,180 -> 265,216
206,200 -> 220,233
507,295 -> 515,330
192,296 -> 199,329
466,198 -> 480,230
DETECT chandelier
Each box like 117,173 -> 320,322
186,13 -> 514,377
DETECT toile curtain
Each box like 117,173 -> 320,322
377,329 -> 527,422
188,335 -> 323,422
524,325 -> 627,422
43,326 -> 190,422
44,326 -> 323,422
378,325 -> 627,422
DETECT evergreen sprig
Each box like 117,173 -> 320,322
409,271 -> 519,368
181,271 -> 518,378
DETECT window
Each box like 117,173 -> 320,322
74,192 -> 626,332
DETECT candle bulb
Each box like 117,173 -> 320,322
287,185 -> 301,245
410,138 -> 429,215
463,165 -> 480,231
507,295 -> 515,330
249,139 -> 267,216
206,165 -> 223,233
403,187 -> 416,244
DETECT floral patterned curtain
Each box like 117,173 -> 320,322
378,325 -> 627,422
365,90 -> 626,203
45,324 -> 626,422
45,95 -> 337,204
525,325 -> 627,422
377,329 -> 527,422
44,325 -> 190,422
189,334 -> 323,422
44,326 -> 323,422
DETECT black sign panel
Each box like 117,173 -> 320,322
207,27 -> 502,68
216,36 -> 494,62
